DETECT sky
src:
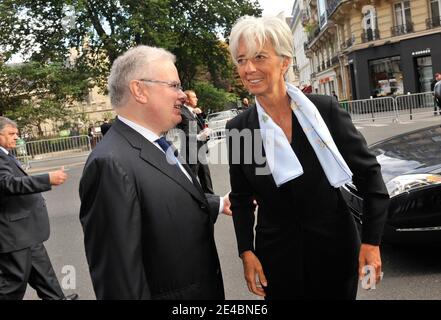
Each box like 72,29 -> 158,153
258,0 -> 295,17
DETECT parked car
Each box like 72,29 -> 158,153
206,109 -> 240,139
341,124 -> 441,245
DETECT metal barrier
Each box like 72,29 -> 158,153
210,129 -> 226,140
395,92 -> 436,120
11,135 -> 100,168
346,91 -> 438,123
344,96 -> 397,122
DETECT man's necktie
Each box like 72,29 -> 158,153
155,137 -> 180,166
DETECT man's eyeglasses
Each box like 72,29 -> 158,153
138,79 -> 183,91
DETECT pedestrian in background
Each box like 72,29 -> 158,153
431,72 -> 441,116
0,116 -> 78,300
242,97 -> 250,109
177,90 -> 214,194
100,118 -> 112,136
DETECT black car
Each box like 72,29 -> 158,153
341,124 -> 441,244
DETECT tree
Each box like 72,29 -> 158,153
0,61 -> 91,136
194,81 -> 237,113
0,0 -> 261,90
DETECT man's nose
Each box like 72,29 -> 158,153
178,90 -> 187,101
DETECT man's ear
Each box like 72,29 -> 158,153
129,80 -> 149,104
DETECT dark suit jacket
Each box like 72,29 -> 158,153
79,119 -> 224,300
100,122 -> 112,136
0,151 -> 51,254
176,106 -> 208,165
226,95 -> 390,297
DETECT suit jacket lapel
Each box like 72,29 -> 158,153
2,153 -> 27,175
113,119 -> 207,205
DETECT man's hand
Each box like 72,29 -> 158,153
359,243 -> 382,288
241,251 -> 267,297
49,166 -> 68,186
222,193 -> 232,216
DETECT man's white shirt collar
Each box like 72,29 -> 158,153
117,115 -> 192,181
185,105 -> 196,117
117,115 -> 160,146
0,146 -> 9,155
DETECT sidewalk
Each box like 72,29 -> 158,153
26,155 -> 88,174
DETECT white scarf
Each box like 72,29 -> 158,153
256,83 -> 352,188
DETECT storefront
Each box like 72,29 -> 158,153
316,70 -> 337,97
348,33 -> 441,99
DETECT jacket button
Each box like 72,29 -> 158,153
200,204 -> 207,210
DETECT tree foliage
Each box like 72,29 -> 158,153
194,81 -> 237,113
0,61 -> 91,136
1,0 -> 261,90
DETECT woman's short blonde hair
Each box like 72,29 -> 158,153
228,15 -> 294,64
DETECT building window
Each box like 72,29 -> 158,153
318,0 -> 327,27
361,5 -> 379,42
392,1 -> 413,35
429,0 -> 441,27
369,56 -> 404,97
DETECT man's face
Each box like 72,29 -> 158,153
186,92 -> 198,107
144,61 -> 187,133
0,125 -> 19,150
436,74 -> 441,81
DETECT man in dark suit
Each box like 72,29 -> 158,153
431,72 -> 441,115
79,45 -> 231,300
177,90 -> 214,194
0,117 -> 78,300
100,118 -> 112,136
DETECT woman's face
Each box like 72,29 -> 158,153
236,38 -> 290,98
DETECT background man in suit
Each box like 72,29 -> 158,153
242,97 -> 250,109
0,117 -> 78,300
431,72 -> 441,115
100,118 -> 112,136
79,45 -> 231,300
177,90 -> 214,194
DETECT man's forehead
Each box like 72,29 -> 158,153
4,125 -> 18,132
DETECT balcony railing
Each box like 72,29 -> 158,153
326,0 -> 342,18
361,29 -> 380,43
426,16 -> 441,29
303,42 -> 309,52
331,55 -> 339,66
340,37 -> 354,50
306,25 -> 320,44
391,23 -> 414,36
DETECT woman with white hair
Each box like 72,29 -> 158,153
226,16 -> 390,299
